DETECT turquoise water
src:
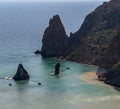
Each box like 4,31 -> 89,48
0,58 -> 120,109
0,1 -> 120,109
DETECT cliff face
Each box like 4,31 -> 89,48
67,0 -> 120,56
66,0 -> 120,86
40,15 -> 68,58
67,0 -> 120,67
66,30 -> 119,67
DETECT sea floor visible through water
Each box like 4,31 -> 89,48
0,57 -> 120,109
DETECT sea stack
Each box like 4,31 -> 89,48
13,64 -> 30,81
54,63 -> 60,75
40,15 -> 68,58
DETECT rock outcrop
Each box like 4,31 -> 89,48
34,50 -> 41,55
13,64 -> 30,81
96,67 -> 107,81
104,62 -> 120,86
54,63 -> 60,75
40,15 -> 68,58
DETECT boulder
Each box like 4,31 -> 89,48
13,64 -> 30,81
96,67 -> 107,81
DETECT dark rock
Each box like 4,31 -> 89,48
97,67 -> 107,75
9,84 -> 12,86
104,62 -> 120,87
96,67 -> 107,81
40,15 -> 68,58
38,82 -> 42,85
66,67 -> 70,70
54,63 -> 60,75
13,64 -> 30,81
34,50 -> 41,55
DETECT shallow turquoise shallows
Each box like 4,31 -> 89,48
0,1 -> 120,109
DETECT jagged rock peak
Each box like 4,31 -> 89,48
49,15 -> 65,30
40,15 -> 68,58
13,64 -> 30,81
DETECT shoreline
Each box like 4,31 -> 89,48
76,72 -> 111,87
58,57 -> 98,68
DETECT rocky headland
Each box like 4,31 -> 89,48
36,0 -> 120,87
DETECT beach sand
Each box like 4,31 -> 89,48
76,72 -> 111,87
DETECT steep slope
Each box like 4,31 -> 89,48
69,0 -> 120,43
67,0 -> 120,66
66,0 -> 120,86
66,29 -> 119,67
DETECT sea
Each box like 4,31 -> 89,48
0,1 -> 120,109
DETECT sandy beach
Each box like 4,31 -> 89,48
76,72 -> 111,87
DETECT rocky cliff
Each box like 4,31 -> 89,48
38,0 -> 120,87
40,15 -> 68,58
66,0 -> 120,66
66,0 -> 120,86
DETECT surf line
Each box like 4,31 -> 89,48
0,77 -> 12,80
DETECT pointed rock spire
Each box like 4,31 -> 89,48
40,15 -> 68,58
13,64 -> 30,81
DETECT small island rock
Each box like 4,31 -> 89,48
13,64 -> 30,81
34,50 -> 41,55
55,63 -> 60,75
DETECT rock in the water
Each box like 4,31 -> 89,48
34,50 -> 41,55
13,64 -> 30,81
40,15 -> 68,58
54,63 -> 60,75
38,82 -> 42,85
9,84 -> 12,86
66,67 -> 70,70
